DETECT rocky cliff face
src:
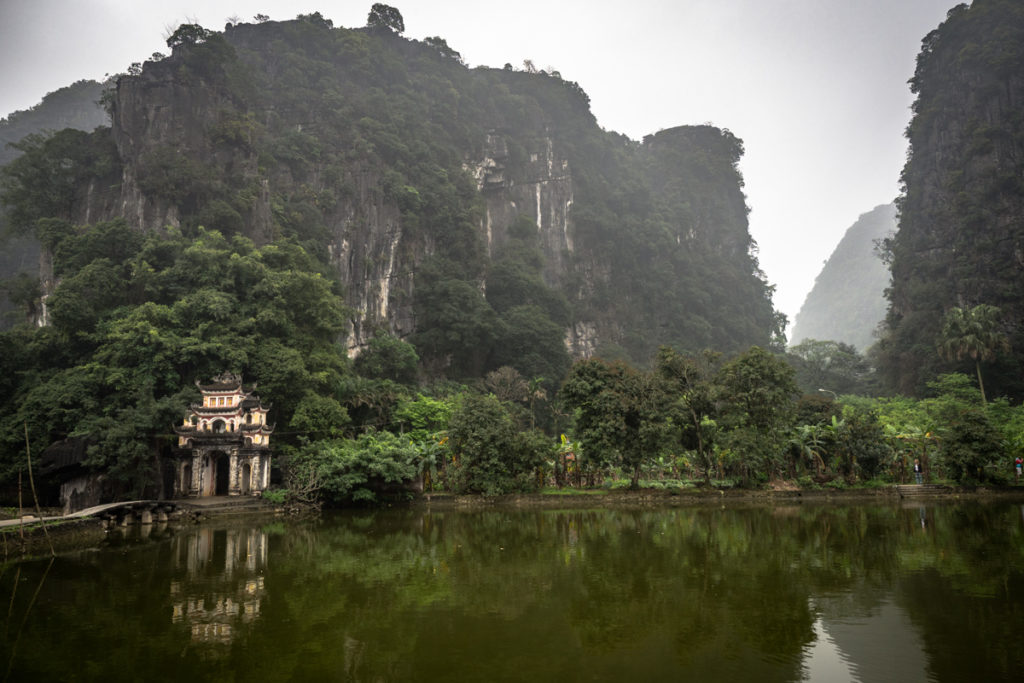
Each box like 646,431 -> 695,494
878,0 -> 1024,397
14,17 -> 779,364
471,132 -> 574,284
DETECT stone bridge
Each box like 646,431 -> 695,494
0,496 -> 273,530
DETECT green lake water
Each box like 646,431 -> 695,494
2,500 -> 1023,682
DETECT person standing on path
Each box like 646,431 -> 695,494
914,458 -> 923,485
1015,455 -> 1022,483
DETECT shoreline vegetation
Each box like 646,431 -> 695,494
5,485 -> 1024,560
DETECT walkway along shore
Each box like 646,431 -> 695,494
1,496 -> 277,559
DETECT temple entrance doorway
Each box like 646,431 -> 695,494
215,453 -> 230,495
241,463 -> 251,495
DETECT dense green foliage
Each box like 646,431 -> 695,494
446,393 -> 552,494
0,224 -> 350,494
786,338 -> 875,397
878,0 -> 1024,398
6,8 -> 1023,507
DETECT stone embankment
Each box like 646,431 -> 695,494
1,496 -> 279,558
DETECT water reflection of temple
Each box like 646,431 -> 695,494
169,527 -> 268,646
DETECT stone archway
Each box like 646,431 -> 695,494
241,462 -> 251,495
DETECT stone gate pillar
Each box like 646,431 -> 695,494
228,449 -> 241,496
189,451 -> 203,497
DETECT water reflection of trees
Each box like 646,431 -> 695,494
2,503 -> 1022,680
247,503 -> 1024,681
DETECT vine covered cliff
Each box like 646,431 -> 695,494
877,0 -> 1024,397
2,14 -> 781,372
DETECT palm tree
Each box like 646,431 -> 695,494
937,304 -> 1010,404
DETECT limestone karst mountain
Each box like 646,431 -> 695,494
876,0 -> 1024,398
790,203 -> 895,353
0,15 -> 781,368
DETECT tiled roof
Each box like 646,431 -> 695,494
190,405 -> 244,415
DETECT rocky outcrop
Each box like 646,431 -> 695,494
329,165 -> 414,353
469,132 -> 574,285
14,18 -> 780,363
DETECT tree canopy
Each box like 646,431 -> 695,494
367,4 -> 404,33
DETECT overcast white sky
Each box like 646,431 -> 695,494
0,0 -> 956,333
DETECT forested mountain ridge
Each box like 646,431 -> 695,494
877,0 -> 1024,398
1,14 -> 781,369
790,203 -> 894,352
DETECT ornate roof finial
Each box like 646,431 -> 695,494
212,371 -> 242,385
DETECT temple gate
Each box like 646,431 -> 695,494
174,373 -> 274,497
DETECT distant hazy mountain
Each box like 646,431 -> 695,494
790,203 -> 895,352
0,79 -> 108,165
0,79 -> 108,327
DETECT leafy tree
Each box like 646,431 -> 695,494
367,4 -> 404,33
923,373 -> 1003,484
937,304 -> 1009,403
715,346 -> 799,482
0,129 -> 119,234
656,347 -> 721,482
789,423 -> 828,478
490,304 -> 570,386
423,36 -> 462,62
296,11 -> 333,29
560,358 -> 671,487
412,273 -> 497,378
3,272 -> 41,322
446,393 -> 551,494
393,393 -> 452,443
826,406 -> 892,480
289,431 -> 423,505
291,392 -> 351,439
339,376 -> 408,432
484,366 -> 529,403
787,339 -> 873,396
353,332 -> 419,385
166,23 -> 214,49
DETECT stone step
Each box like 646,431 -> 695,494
178,496 -> 274,513
896,484 -> 948,497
